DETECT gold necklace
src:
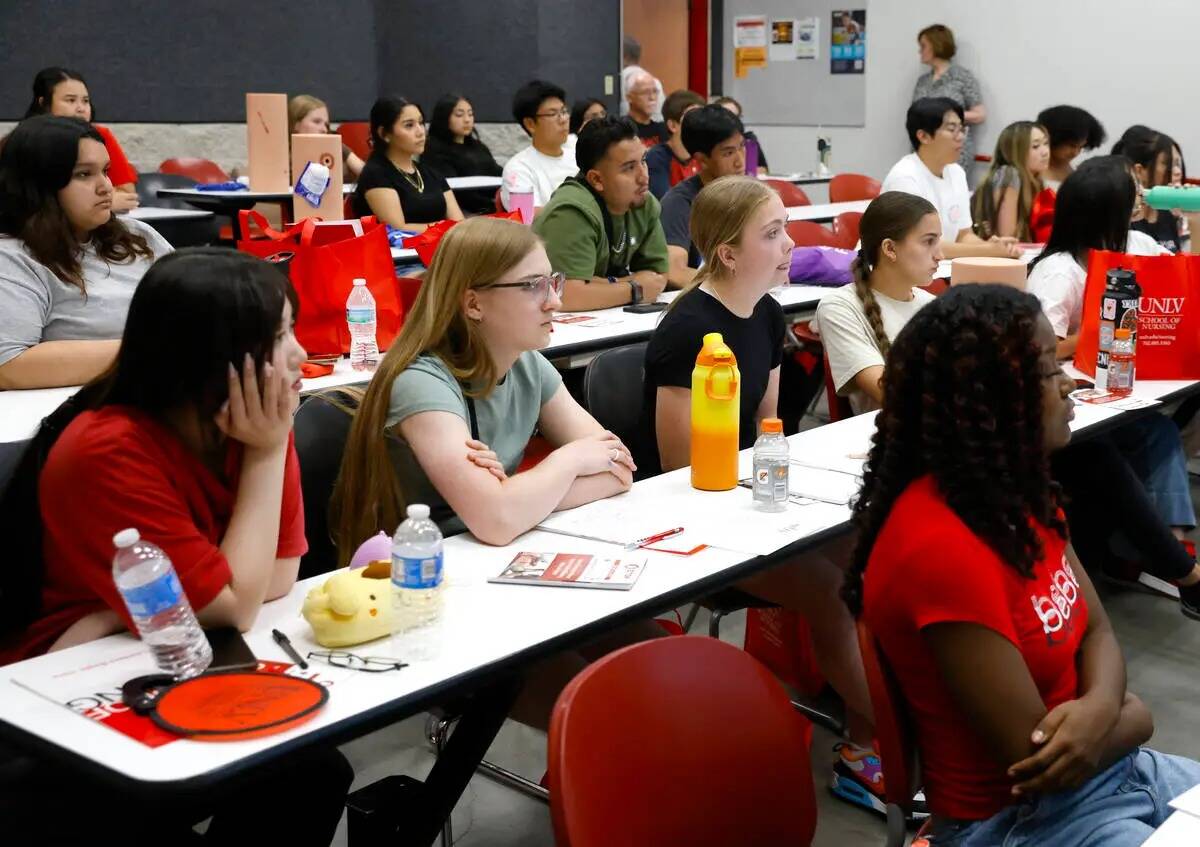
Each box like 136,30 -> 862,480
399,165 -> 424,193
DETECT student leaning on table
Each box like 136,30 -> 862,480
351,95 -> 464,233
24,66 -> 139,213
533,115 -> 669,312
0,115 -> 171,391
332,216 -> 660,728
882,98 -> 1021,260
642,175 -> 901,817
847,283 -> 1200,846
815,191 -> 941,415
0,248 -> 351,846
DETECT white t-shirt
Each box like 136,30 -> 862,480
1026,230 -> 1170,338
815,283 -> 936,414
500,139 -> 578,210
881,153 -> 972,243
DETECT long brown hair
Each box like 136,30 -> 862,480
669,175 -> 774,310
330,217 -> 541,562
0,115 -> 153,291
852,191 -> 939,359
972,121 -> 1047,241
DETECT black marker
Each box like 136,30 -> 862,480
272,628 -> 308,669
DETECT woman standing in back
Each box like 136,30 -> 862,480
912,24 -> 985,179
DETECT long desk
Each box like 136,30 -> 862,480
787,199 -> 870,223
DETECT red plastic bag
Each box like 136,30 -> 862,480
401,210 -> 523,267
237,211 -> 403,359
743,608 -> 827,697
1073,248 -> 1200,380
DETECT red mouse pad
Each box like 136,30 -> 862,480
127,672 -> 328,742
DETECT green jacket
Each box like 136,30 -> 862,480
533,178 -> 670,280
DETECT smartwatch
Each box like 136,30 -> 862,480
628,278 -> 643,305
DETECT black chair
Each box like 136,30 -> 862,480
581,342 -> 656,481
134,171 -> 223,247
293,389 -> 358,579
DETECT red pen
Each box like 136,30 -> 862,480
626,527 -> 685,550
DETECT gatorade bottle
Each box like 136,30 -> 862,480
691,332 -> 740,491
1108,328 -> 1136,396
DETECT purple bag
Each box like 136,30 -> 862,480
788,246 -> 856,286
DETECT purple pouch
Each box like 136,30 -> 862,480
788,246 -> 856,286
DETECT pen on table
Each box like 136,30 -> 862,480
272,628 -> 308,669
627,527 -> 685,550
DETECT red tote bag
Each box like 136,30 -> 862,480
237,211 -> 403,358
1073,248 -> 1200,380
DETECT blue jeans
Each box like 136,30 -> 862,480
1110,415 -> 1196,530
931,749 -> 1200,847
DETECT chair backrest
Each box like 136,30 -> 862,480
549,636 -> 817,847
493,188 -> 505,213
857,620 -> 922,811
159,157 -> 230,184
786,220 -> 842,248
581,342 -> 653,477
766,179 -> 812,207
336,122 -> 372,162
920,278 -> 949,297
135,171 -> 201,209
293,389 -> 358,579
828,173 -> 882,203
833,211 -> 863,248
794,320 -> 853,422
134,172 -> 222,247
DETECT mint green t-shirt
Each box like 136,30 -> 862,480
385,351 -> 563,533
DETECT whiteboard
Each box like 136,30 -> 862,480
722,0 -> 868,127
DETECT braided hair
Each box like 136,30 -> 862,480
843,284 -> 1069,616
852,191 -> 939,360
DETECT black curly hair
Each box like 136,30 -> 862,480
843,284 -> 1069,616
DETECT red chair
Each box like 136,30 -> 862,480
920,278 -> 949,297
833,211 -> 863,248
549,637 -> 817,847
766,179 -> 811,207
336,121 -> 372,162
159,157 -> 230,184
786,220 -> 841,248
828,173 -> 882,203
794,320 -> 852,422
858,620 -> 928,847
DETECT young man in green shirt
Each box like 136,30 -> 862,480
533,115 -> 669,312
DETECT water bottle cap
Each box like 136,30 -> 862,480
1115,328 -> 1132,339
760,417 -> 783,434
407,503 -> 431,520
113,528 -> 140,548
352,278 -> 367,286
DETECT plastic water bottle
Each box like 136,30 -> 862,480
112,529 -> 212,679
346,278 -> 379,371
752,418 -> 790,512
391,504 -> 444,658
1108,328 -> 1136,397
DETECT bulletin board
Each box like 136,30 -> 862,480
721,0 -> 867,127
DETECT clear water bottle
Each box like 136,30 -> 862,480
391,504 -> 444,658
752,418 -> 790,512
112,529 -> 212,679
1109,328 -> 1136,397
346,278 -> 379,372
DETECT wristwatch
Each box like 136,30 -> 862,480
628,278 -> 643,305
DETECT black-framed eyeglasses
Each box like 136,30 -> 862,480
307,651 -> 409,673
477,272 -> 566,305
536,107 -> 570,120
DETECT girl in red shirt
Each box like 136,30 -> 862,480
25,66 -> 139,213
847,283 -> 1200,845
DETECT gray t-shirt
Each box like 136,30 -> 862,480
815,283 -> 935,415
386,350 -> 563,533
0,217 -> 172,366
660,174 -> 703,269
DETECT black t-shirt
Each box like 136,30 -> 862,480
634,118 -> 670,146
660,174 -> 704,268
641,288 -> 786,474
420,136 -> 502,215
1131,212 -> 1182,254
352,155 -> 450,224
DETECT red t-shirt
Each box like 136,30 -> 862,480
862,475 -> 1088,820
0,407 -> 306,666
669,155 -> 700,188
93,124 -> 138,187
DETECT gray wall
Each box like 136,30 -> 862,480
0,0 -> 620,123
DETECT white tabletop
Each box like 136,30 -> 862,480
125,207 -> 214,222
391,246 -> 419,263
761,172 -> 833,186
446,176 -> 502,190
159,177 -> 498,205
787,199 -> 870,223
1142,810 -> 1200,845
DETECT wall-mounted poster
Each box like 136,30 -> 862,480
796,16 -> 819,60
831,9 -> 866,74
770,19 -> 796,62
734,15 -> 769,78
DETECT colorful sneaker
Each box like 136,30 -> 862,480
830,742 -> 887,816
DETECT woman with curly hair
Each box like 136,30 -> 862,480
847,283 -> 1200,845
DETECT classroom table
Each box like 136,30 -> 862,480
786,199 -> 871,223
125,207 -> 215,222
762,172 -> 833,187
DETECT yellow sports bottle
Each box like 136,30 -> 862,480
691,332 -> 741,491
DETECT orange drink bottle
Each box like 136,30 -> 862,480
691,332 -> 740,490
